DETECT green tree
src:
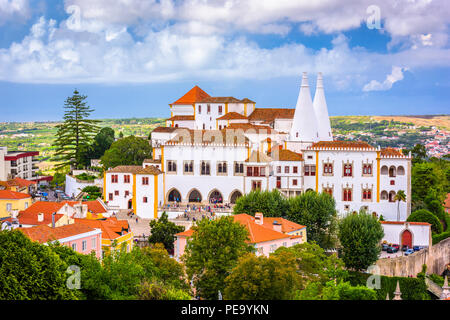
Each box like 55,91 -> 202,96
411,162 -> 447,209
79,127 -> 115,166
394,190 -> 406,221
404,144 -> 427,164
81,186 -> 102,200
148,212 -> 185,254
233,189 -> 289,217
338,210 -> 384,271
407,209 -> 443,234
321,281 -> 377,300
287,191 -> 338,249
0,230 -> 79,300
224,251 -> 300,300
100,135 -> 152,169
53,90 -> 100,170
183,216 -> 253,300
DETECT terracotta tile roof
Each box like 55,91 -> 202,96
217,112 -> 248,120
248,108 -> 295,122
167,115 -> 195,121
172,86 -> 210,105
444,193 -> 450,209
240,98 -> 255,103
143,159 -> 161,164
19,224 -> 98,244
276,149 -> 304,161
310,140 -> 376,150
74,217 -> 130,240
0,190 -> 31,200
175,214 -> 294,244
227,123 -> 275,134
20,200 -> 108,216
245,150 -> 272,163
380,221 -> 431,226
152,126 -> 179,133
200,96 -> 242,103
381,147 -> 404,157
106,165 -> 162,175
166,129 -> 250,146
263,217 -> 306,233
17,210 -> 65,226
0,177 -> 36,189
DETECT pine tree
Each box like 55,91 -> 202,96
53,90 -> 100,170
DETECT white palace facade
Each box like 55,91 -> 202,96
103,72 -> 412,221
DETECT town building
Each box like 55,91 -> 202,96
0,177 -> 37,194
0,146 -> 39,181
0,190 -> 32,219
380,221 -> 432,248
174,212 -> 306,260
19,223 -> 102,258
103,72 -> 412,223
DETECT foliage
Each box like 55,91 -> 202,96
78,127 -> 115,167
100,135 -> 152,169
233,189 -> 289,217
138,281 -> 191,300
76,172 -> 98,181
394,190 -> 406,221
411,162 -> 448,209
81,186 -> 102,200
183,216 -> 254,300
404,144 -> 428,164
321,280 -> 377,300
50,167 -> 69,188
432,231 -> 450,245
407,209 -> 443,234
224,251 -> 300,300
344,271 -> 430,300
52,90 -> 100,170
287,191 -> 338,249
273,242 -> 347,290
0,230 -> 79,300
338,210 -> 384,271
148,212 -> 185,253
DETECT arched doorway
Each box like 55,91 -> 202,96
389,166 -> 396,177
167,189 -> 182,202
229,190 -> 243,204
389,191 -> 396,202
208,189 -> 223,203
188,189 -> 202,203
401,229 -> 412,248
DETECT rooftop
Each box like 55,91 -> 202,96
107,165 -> 162,175
217,112 -> 248,120
309,140 -> 376,150
172,86 -> 210,105
74,217 -> 130,240
19,224 -> 98,244
167,115 -> 195,121
248,108 -> 295,122
0,190 -> 31,200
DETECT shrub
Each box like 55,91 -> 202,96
432,231 -> 450,245
407,209 -> 443,234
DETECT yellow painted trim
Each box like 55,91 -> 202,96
225,103 -> 228,114
315,151 -> 319,192
171,111 -> 173,117
377,151 -> 381,202
268,140 -> 271,152
216,119 -> 218,129
161,145 -> 166,205
284,141 -> 287,149
161,145 -> 164,172
154,174 -> 158,219
193,103 -> 196,120
103,172 -> 106,201
132,174 -> 137,213
247,146 -> 250,159
244,103 -> 247,117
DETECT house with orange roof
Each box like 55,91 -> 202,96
74,217 -> 133,257
18,223 -> 102,258
174,213 -> 306,260
0,177 -> 37,194
0,190 -> 32,219
380,221 -> 432,249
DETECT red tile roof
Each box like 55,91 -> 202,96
263,217 -> 306,233
0,190 -> 31,200
172,86 -> 210,105
310,140 -> 376,150
381,148 -> 405,157
19,224 -> 98,244
74,217 -> 130,240
200,96 -> 242,103
20,200 -> 108,215
0,177 -> 36,189
167,115 -> 195,121
380,221 -> 431,226
248,108 -> 295,122
217,112 -> 248,120
152,126 -> 180,133
17,211 -> 65,226
106,165 -> 162,175
227,122 -> 275,134
276,149 -> 304,161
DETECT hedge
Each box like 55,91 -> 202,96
407,209 -> 443,234
344,271 -> 430,300
432,231 -> 450,245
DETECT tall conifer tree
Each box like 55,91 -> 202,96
53,90 -> 100,170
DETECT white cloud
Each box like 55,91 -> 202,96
363,66 -> 409,92
0,0 -> 30,24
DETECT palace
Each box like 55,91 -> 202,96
103,72 -> 412,222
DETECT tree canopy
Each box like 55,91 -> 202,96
338,210 -> 384,271
53,90 -> 100,170
182,216 -> 253,300
233,189 -> 289,217
148,212 -> 185,254
100,135 -> 152,169
407,209 -> 443,234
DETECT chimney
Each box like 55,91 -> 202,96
82,204 -> 88,218
51,212 -> 55,228
254,212 -> 263,225
272,220 -> 282,233
37,213 -> 44,222
313,72 -> 333,141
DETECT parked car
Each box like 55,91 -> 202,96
413,246 -> 422,251
387,244 -> 399,253
382,244 -> 389,251
405,249 -> 414,256
402,245 -> 409,251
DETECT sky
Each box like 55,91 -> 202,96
0,0 -> 449,122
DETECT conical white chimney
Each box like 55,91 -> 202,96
289,72 -> 319,142
313,72 -> 333,141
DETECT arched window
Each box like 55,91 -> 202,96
397,166 -> 405,175
188,189 -> 202,203
380,190 -> 388,200
381,166 -> 388,175
168,189 -> 182,202
229,190 -> 243,204
209,189 -> 223,203
389,191 -> 396,202
389,166 -> 396,177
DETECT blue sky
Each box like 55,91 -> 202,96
0,0 -> 449,121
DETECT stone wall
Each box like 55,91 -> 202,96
374,237 -> 450,277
